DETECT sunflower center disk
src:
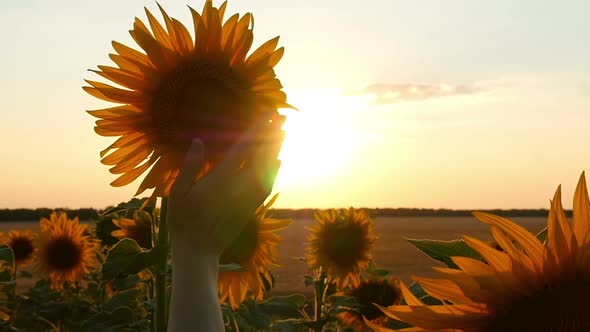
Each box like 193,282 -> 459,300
322,224 -> 366,269
45,236 -> 82,271
150,61 -> 255,161
125,221 -> 152,249
351,281 -> 401,320
10,237 -> 34,262
484,279 -> 590,332
220,220 -> 259,265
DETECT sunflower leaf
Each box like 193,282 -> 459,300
102,239 -> 156,280
102,289 -> 143,313
408,282 -> 443,305
234,299 -> 272,329
102,197 -> 155,217
302,275 -> 314,287
536,226 -> 548,243
259,294 -> 306,317
270,318 -> 309,331
406,238 -> 483,269
366,261 -> 389,277
81,306 -> 136,332
219,263 -> 244,272
0,245 -> 14,271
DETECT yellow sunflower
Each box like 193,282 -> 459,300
339,277 -> 402,332
307,208 -> 376,289
368,172 -> 590,332
2,230 -> 36,267
218,194 -> 291,309
36,212 -> 98,289
111,211 -> 153,249
85,0 -> 292,197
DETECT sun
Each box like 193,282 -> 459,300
274,90 -> 368,190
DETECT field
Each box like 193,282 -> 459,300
272,216 -> 547,294
0,216 -> 547,294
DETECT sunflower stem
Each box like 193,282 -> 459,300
312,269 -> 326,332
155,197 -> 170,332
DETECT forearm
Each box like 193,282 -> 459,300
168,236 -> 223,332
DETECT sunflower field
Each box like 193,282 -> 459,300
3,176 -> 589,332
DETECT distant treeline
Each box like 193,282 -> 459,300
0,207 -> 565,222
270,208 -> 564,219
0,208 -> 101,222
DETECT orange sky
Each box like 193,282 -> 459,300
1,1 -> 589,209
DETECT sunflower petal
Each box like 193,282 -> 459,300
84,80 -> 144,104
472,212 -> 544,269
247,36 -> 280,63
99,132 -> 145,158
413,276 -> 476,305
111,41 -> 151,68
218,1 -> 227,21
87,105 -> 143,119
573,172 -> 590,245
109,146 -> 153,174
172,19 -> 194,54
110,158 -> 156,187
130,19 -> 173,69
144,7 -> 172,49
548,185 -> 574,264
221,13 -> 239,50
376,303 -> 487,330
91,68 -> 147,91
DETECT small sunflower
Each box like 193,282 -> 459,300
111,211 -> 153,249
369,172 -> 590,332
2,230 -> 36,267
339,277 -> 402,332
307,208 -> 376,289
218,194 -> 291,309
36,212 -> 98,289
85,0 -> 292,197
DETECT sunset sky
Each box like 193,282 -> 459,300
1,0 -> 589,209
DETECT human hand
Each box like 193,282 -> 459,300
167,114 -> 286,255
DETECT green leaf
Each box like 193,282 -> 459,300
102,197 -> 154,216
102,239 -> 160,280
406,238 -> 483,269
408,282 -> 442,305
235,299 -> 272,329
110,274 -> 141,292
536,226 -> 548,243
259,294 -> 306,317
18,270 -> 33,278
365,261 -> 389,277
219,263 -> 244,272
81,306 -> 135,332
328,295 -> 358,308
302,275 -> 313,287
270,318 -> 308,332
0,245 -> 14,269
102,289 -> 142,313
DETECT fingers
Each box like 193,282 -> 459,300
170,139 -> 205,198
232,117 -> 286,207
214,116 -> 272,174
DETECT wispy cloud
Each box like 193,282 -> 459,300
348,82 -> 489,104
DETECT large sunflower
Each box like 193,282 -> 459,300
36,212 -> 98,289
2,230 -> 36,267
218,194 -> 291,309
338,277 -> 402,332
307,208 -> 376,289
85,0 -> 292,197
368,172 -> 590,332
